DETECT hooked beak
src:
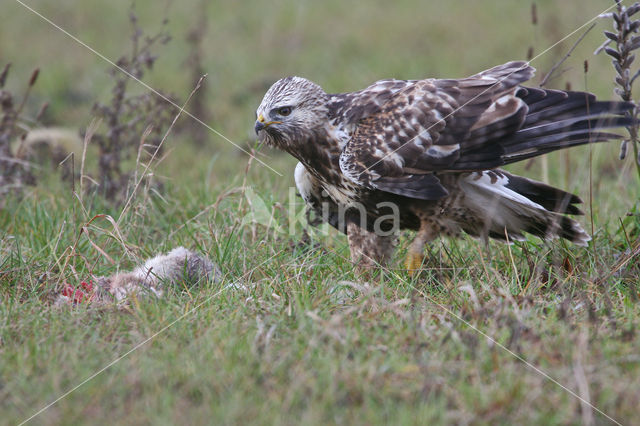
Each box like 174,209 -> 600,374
254,113 -> 281,135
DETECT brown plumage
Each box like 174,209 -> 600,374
255,62 -> 633,271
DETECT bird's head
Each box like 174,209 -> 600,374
255,76 -> 328,151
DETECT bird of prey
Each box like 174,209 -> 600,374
254,61 -> 633,272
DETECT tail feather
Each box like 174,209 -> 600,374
459,170 -> 590,245
501,171 -> 584,215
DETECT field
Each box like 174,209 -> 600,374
1,1 -> 640,424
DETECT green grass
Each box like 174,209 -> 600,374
2,1 -> 640,425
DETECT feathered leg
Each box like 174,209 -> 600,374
296,162 -> 398,271
346,221 -> 396,270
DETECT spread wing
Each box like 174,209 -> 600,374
338,61 -> 632,200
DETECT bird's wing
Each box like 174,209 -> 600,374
339,61 -> 535,200
328,79 -> 417,124
340,60 -> 633,201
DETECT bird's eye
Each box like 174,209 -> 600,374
277,106 -> 292,116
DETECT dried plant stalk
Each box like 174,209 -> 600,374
88,11 -> 175,202
598,0 -> 640,182
0,64 -> 45,208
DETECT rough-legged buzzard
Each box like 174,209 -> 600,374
255,62 -> 632,272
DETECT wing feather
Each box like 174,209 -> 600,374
338,61 -> 633,200
340,61 -> 533,199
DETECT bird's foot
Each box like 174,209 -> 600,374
404,250 -> 425,276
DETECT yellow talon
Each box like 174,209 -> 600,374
405,251 -> 425,276
405,222 -> 436,276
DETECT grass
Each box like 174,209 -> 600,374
2,1 -> 640,424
